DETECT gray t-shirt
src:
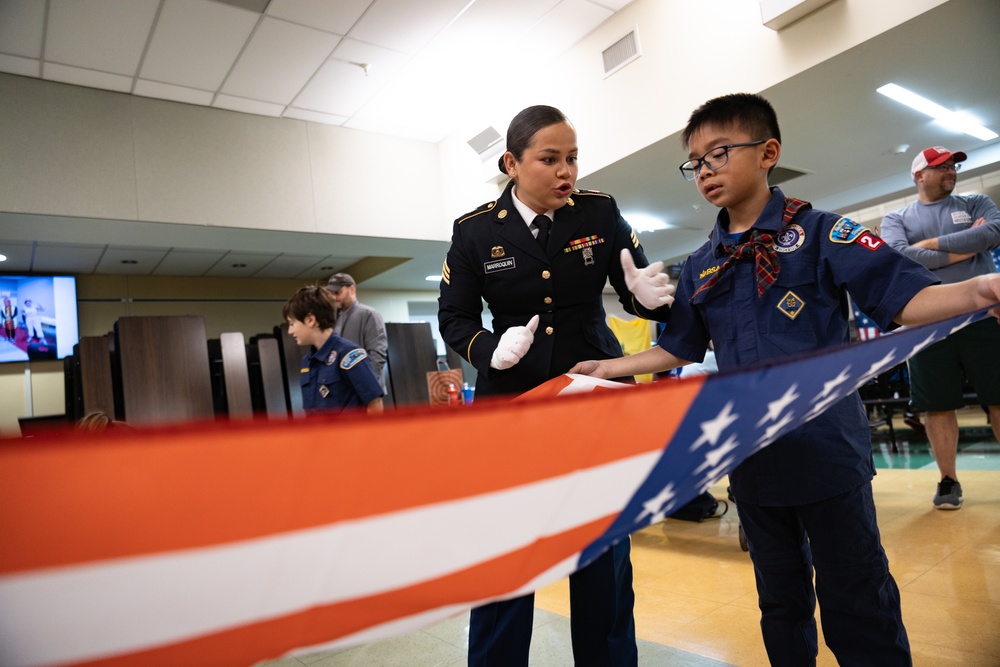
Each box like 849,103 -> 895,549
880,193 -> 1000,284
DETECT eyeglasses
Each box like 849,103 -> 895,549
679,140 -> 767,181
923,163 -> 961,173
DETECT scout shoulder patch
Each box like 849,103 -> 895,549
340,348 -> 368,369
829,217 -> 865,243
457,200 -> 497,225
855,231 -> 884,251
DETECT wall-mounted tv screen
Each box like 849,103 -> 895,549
0,275 -> 80,362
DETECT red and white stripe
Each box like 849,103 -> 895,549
1,376 -> 702,666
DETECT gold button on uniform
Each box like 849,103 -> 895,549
542,270 -> 551,279
545,327 -> 554,335
543,297 -> 552,305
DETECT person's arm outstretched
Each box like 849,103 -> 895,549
569,345 -> 690,379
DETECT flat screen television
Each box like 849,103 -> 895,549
0,275 -> 80,362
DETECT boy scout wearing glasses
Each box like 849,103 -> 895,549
572,93 -> 1000,666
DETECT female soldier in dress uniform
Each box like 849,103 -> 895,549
438,105 -> 674,667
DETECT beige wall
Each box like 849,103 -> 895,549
0,74 -> 449,242
0,275 -> 441,437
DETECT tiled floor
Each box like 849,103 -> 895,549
258,409 -> 1000,666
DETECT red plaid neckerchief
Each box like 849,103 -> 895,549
690,197 -> 809,301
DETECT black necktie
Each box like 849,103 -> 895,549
533,215 -> 551,250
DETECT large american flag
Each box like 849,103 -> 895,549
0,309 -> 991,666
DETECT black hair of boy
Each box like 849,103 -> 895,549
682,93 -> 782,177
281,285 -> 337,330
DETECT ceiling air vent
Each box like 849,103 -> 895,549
602,28 -> 641,77
467,126 -> 504,162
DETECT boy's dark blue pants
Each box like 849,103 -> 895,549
736,481 -> 911,666
467,538 -> 637,666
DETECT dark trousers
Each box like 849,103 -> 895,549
736,482 -> 910,666
468,538 -> 637,667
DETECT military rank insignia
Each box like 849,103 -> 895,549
777,290 -> 805,320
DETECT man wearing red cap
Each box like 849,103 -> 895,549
881,146 -> 1000,510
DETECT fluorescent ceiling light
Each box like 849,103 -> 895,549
624,213 -> 671,233
425,275 -> 442,282
877,83 -> 998,141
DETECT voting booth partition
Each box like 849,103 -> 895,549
57,316 -> 449,429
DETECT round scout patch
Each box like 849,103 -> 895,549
775,224 -> 805,253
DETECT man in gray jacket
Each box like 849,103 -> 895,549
881,146 -> 1000,510
327,273 -> 388,390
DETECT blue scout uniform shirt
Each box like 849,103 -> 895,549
659,187 -> 938,506
300,333 -> 384,413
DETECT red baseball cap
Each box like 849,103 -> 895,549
911,146 -> 967,176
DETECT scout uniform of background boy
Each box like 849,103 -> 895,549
282,286 -> 384,415
571,93 -> 1000,666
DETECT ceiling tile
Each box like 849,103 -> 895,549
151,249 -> 228,276
294,40 -> 407,117
204,252 -> 277,277
46,0 -> 159,75
95,247 -> 169,275
349,0 -> 471,54
252,254 -> 330,278
266,0 -> 372,36
31,243 -> 105,274
140,0 -> 259,91
134,79 -> 215,106
0,241 -> 36,273
222,17 -> 341,104
517,0 -> 613,57
214,0 -> 270,12
589,0 -> 634,10
0,0 -> 45,58
42,62 -> 133,92
300,256 -> 359,276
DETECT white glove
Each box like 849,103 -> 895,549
621,249 -> 675,310
490,315 -> 540,370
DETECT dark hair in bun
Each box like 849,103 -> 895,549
498,105 -> 569,176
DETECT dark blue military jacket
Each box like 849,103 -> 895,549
438,180 -> 671,398
660,187 -> 938,505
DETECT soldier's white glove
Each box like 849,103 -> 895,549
621,249 -> 675,310
490,315 -> 540,370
